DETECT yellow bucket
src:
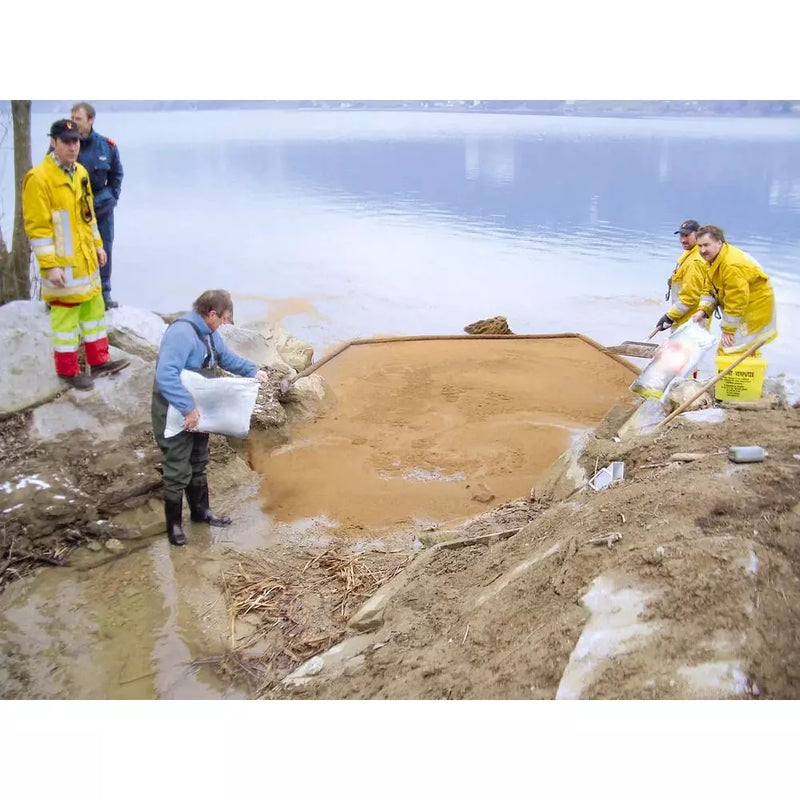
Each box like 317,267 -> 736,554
714,353 -> 767,401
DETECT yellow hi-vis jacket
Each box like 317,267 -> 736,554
698,242 -> 778,354
666,245 -> 709,328
22,155 -> 103,304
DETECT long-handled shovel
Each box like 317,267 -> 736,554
606,328 -> 662,359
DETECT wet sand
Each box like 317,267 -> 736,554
249,337 -> 637,532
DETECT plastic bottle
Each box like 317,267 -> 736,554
728,446 -> 767,463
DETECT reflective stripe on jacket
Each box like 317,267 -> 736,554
666,245 -> 709,328
22,156 -> 103,304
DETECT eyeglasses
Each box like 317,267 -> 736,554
79,177 -> 93,224
212,309 -> 234,325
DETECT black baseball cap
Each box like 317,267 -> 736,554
49,119 -> 80,140
674,219 -> 700,235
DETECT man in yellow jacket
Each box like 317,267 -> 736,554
691,225 -> 778,354
23,119 -> 128,390
653,219 -> 710,333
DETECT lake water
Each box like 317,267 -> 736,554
3,108 -> 799,379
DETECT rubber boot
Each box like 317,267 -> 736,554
165,496 -> 187,546
186,480 -> 232,527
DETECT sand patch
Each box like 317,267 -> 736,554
249,337 -> 637,532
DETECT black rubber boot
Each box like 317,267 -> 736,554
91,358 -> 130,377
186,480 -> 232,527
165,496 -> 187,546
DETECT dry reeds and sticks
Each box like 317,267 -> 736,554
300,548 -> 408,617
217,547 -> 410,695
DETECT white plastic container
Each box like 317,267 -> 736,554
589,461 -> 625,491
728,446 -> 767,464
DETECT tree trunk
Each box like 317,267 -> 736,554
0,100 -> 32,304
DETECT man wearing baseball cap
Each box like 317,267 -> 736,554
652,219 -> 710,334
22,118 -> 128,390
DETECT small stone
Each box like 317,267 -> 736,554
418,531 -> 438,547
471,483 -> 495,503
304,656 -> 325,676
348,593 -> 387,632
104,538 -> 126,554
86,541 -> 103,552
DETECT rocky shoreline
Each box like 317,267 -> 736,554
0,299 -> 330,587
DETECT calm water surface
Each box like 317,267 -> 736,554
3,109 -> 799,377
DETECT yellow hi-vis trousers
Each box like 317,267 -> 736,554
49,293 -> 109,377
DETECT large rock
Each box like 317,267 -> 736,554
106,306 -> 167,362
663,379 -> 712,414
218,325 -> 293,374
0,466 -> 95,543
276,331 -> 314,372
0,300 -> 65,417
28,349 -> 153,442
283,374 -> 336,422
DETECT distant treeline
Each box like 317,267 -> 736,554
30,99 -> 800,117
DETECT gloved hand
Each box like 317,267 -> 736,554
655,314 -> 674,332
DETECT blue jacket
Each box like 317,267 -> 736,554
155,311 -> 259,414
76,129 -> 123,219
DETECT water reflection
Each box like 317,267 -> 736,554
2,109 -> 799,376
464,138 -> 515,185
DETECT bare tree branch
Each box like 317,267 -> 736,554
0,100 -> 32,304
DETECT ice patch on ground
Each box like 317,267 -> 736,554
682,408 -> 727,424
403,468 -> 466,483
1,475 -> 52,494
555,574 -> 658,699
678,661 -> 750,696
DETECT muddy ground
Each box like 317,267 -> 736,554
2,358 -> 799,698
247,403 -> 798,699
0,370 -> 286,585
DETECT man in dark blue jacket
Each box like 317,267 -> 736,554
71,102 -> 124,310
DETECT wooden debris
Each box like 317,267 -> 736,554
585,531 -> 623,549
438,526 -> 523,550
669,452 -> 708,462
217,548 -> 410,695
606,342 -> 659,359
722,399 -> 775,411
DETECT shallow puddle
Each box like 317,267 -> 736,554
0,493 -> 282,699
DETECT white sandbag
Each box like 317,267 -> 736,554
630,323 -> 717,401
164,370 -> 259,438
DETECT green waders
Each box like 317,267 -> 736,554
152,363 -> 232,547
